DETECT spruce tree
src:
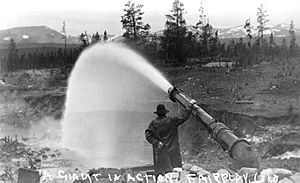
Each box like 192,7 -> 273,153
269,33 -> 275,59
8,38 -> 18,71
200,23 -> 213,57
103,30 -> 108,41
208,30 -> 220,57
244,19 -> 253,47
195,2 -> 213,57
257,4 -> 269,48
91,32 -> 100,44
79,31 -> 89,49
281,38 -> 288,58
289,20 -> 297,57
197,2 -> 207,26
161,0 -> 188,66
269,32 -> 274,46
120,0 -> 150,40
61,21 -> 67,65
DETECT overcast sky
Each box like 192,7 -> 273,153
2,0 -> 300,35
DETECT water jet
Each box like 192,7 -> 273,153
62,43 -> 170,168
62,42 -> 258,170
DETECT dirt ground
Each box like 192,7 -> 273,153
163,58 -> 300,172
0,58 -> 300,181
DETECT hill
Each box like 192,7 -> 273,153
156,23 -> 300,45
1,23 -> 299,50
185,23 -> 300,39
0,26 -> 80,45
217,23 -> 300,39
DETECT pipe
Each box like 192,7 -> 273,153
168,87 -> 259,170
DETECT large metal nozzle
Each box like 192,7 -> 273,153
167,87 -> 259,170
167,87 -> 179,102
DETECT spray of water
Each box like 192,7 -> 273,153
62,43 -> 172,168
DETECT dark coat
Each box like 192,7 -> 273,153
145,111 -> 191,176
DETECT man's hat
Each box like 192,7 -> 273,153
154,104 -> 169,115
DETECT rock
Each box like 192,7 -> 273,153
238,167 -> 259,182
278,178 -> 293,183
197,169 -> 210,177
209,172 -> 228,183
190,166 -> 203,174
188,165 -> 210,177
258,169 -> 276,183
34,157 -> 41,163
41,147 -> 51,152
27,150 -> 33,156
42,154 -> 48,160
273,168 -> 293,178
238,167 -> 259,176
3,152 -> 10,156
230,174 -> 244,183
156,175 -> 170,183
0,170 -> 5,176
214,169 -> 231,183
217,169 -> 230,175
16,149 -> 25,155
258,168 -> 293,183
209,175 -> 222,183
260,168 -> 274,176
39,150 -> 45,154
182,163 -> 193,171
290,173 -> 300,183
32,150 -> 40,155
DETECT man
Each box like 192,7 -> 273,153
145,104 -> 192,179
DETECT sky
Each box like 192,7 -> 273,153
1,0 -> 300,36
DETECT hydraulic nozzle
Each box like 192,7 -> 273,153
167,86 -> 259,170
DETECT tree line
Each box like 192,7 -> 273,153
2,38 -> 81,72
1,0 -> 299,73
1,23 -> 110,73
119,0 -> 299,66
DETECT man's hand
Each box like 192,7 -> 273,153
158,142 -> 164,149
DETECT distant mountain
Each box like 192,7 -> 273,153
185,23 -> 300,39
153,23 -> 299,40
1,23 -> 299,47
0,26 -> 80,45
217,23 -> 299,39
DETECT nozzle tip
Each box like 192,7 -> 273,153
168,87 -> 179,103
167,87 -> 174,94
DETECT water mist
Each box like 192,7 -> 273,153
62,43 -> 172,168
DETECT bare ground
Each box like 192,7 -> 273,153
0,58 -> 300,181
162,58 -> 300,172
